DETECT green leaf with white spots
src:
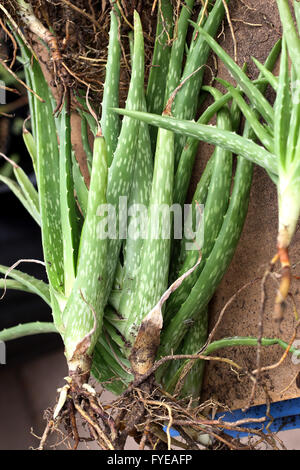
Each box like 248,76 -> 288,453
274,38 -> 291,169
120,126 -> 174,347
217,78 -> 274,153
0,322 -> 57,342
192,24 -> 274,127
59,103 -> 80,296
116,93 -> 153,328
79,111 -> 93,169
104,11 -> 145,305
0,264 -> 51,306
12,164 -> 40,222
251,56 -> 279,91
173,0 -> 228,164
28,56 -> 64,293
164,0 -> 195,103
146,0 -> 173,118
276,0 -> 300,78
72,151 -> 88,218
63,134 -> 108,361
23,128 -> 38,177
101,10 -> 121,165
157,41 -> 281,366
163,308 -> 208,398
166,95 -> 233,323
112,108 -> 278,175
0,174 -> 41,226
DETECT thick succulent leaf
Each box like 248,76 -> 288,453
63,135 -> 108,361
101,10 -> 121,165
112,108 -> 278,175
0,264 -> 51,306
0,175 -> 41,226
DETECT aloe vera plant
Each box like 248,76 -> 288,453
114,0 -> 300,324
0,0 -> 226,409
2,0 -> 299,449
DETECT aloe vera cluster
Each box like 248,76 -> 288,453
119,0 -> 300,328
1,0 -> 299,415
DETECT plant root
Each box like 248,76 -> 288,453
35,363 -> 286,451
271,246 -> 291,325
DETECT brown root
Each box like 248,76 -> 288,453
272,246 -> 291,325
34,364 -> 287,451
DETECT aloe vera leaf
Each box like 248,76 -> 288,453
251,56 -> 279,91
0,266 -> 50,306
104,11 -> 145,304
173,0 -> 228,163
59,103 -> 80,296
166,95 -> 233,323
72,151 -> 88,218
103,318 -> 127,349
217,78 -> 274,153
80,112 -> 93,168
27,56 -> 64,294
63,134 -> 108,362
120,126 -> 174,346
193,24 -> 274,126
227,63 -> 247,132
114,96 -> 153,324
274,38 -> 291,169
163,309 -> 208,398
295,0 -> 300,32
12,164 -> 40,219
112,108 -> 277,176
98,336 -> 132,379
0,322 -> 57,342
173,70 -> 249,209
0,175 -> 41,226
101,10 -> 121,165
287,66 -> 300,164
23,128 -> 38,177
164,0 -> 195,103
203,336 -> 300,357
146,0 -> 173,117
156,39 -> 282,383
92,343 -> 132,395
276,0 -> 300,77
0,279 -> 34,294
20,54 -> 36,140
171,77 -> 242,283
157,155 -> 253,369
173,91 -> 232,208
170,153 -> 213,284
158,65 -> 281,369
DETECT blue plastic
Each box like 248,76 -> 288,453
215,397 -> 300,438
164,397 -> 300,438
